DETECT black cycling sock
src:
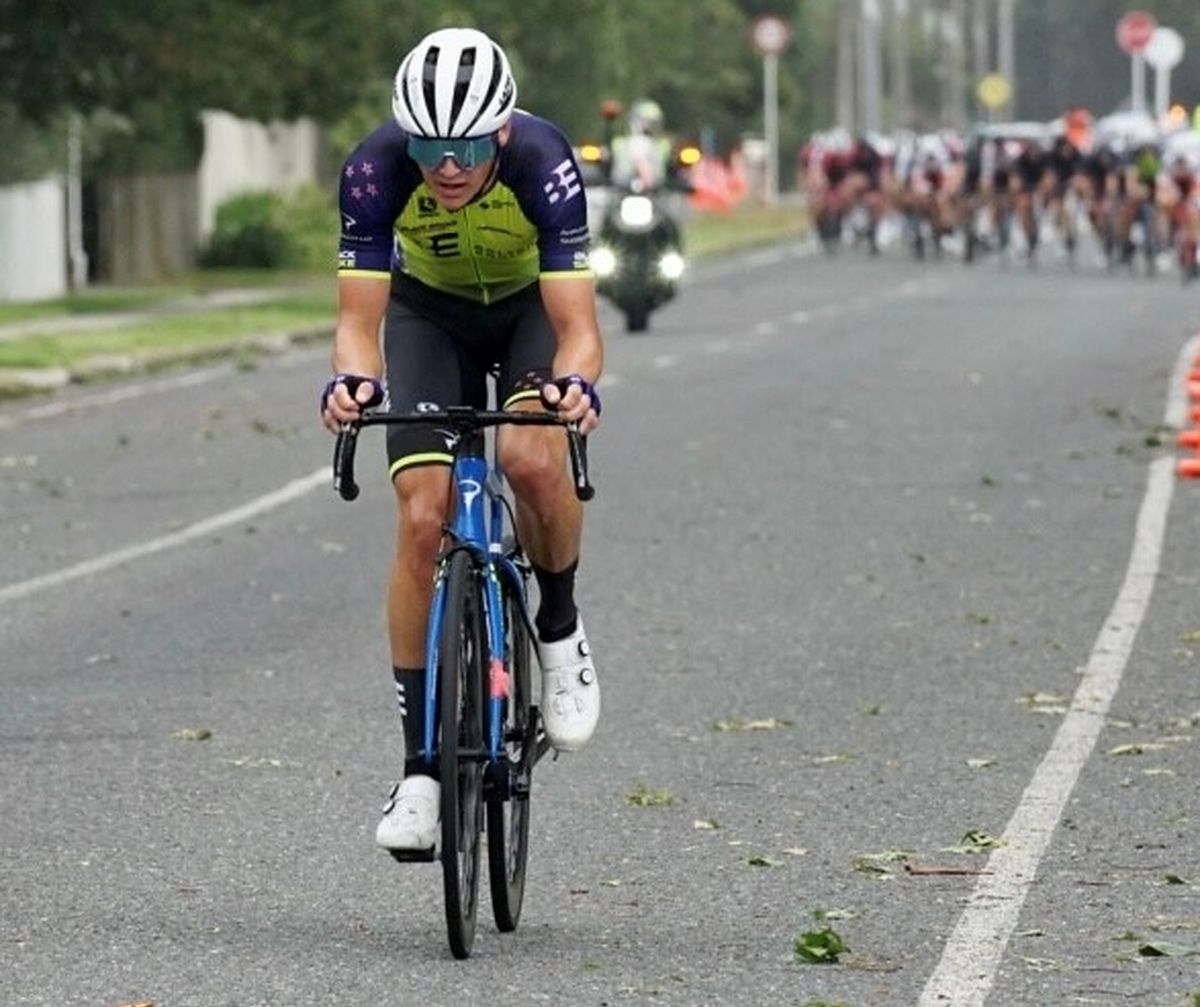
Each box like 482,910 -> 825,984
392,666 -> 436,779
532,559 -> 579,642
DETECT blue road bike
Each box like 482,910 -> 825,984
333,404 -> 592,959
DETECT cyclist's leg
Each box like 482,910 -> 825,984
376,293 -> 484,851
383,298 -> 485,670
495,293 -> 599,751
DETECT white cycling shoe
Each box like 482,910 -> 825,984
375,775 -> 439,852
538,618 -> 600,752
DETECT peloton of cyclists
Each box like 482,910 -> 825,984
797,108 -> 1200,280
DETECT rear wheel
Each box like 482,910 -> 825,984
439,551 -> 485,959
487,567 -> 533,932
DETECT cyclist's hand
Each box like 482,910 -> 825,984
321,373 -> 384,433
541,374 -> 601,434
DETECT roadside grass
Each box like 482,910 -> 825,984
0,288 -> 335,372
684,200 -> 809,257
0,269 -> 329,327
0,202 -> 809,378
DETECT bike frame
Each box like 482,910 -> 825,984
421,436 -> 530,769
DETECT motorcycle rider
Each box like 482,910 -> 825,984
609,99 -> 673,192
594,98 -> 685,331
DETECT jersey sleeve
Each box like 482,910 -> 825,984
501,115 -> 593,277
336,121 -> 418,277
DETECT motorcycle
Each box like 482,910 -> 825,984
589,181 -> 685,333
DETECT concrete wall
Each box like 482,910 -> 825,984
0,111 -> 324,295
0,177 -> 68,301
197,110 -> 322,241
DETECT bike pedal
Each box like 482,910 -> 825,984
387,846 -> 436,864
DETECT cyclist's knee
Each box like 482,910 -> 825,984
394,469 -> 450,562
500,431 -> 566,504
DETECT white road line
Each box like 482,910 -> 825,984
0,467 -> 329,606
918,333 -> 1199,1007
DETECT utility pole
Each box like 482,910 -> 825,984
859,0 -> 884,134
66,113 -> 89,291
970,0 -> 991,118
946,0 -> 968,131
890,0 -> 914,131
997,0 -> 1016,118
836,0 -> 858,130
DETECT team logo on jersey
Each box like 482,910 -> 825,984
543,159 -> 582,205
338,250 -> 356,269
428,231 -> 461,258
417,196 -> 439,216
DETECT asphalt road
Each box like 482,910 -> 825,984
3,239 -> 1200,1007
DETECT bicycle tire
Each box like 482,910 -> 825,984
439,550 -> 485,959
487,565 -> 533,932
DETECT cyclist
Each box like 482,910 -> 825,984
1012,138 -> 1046,260
320,27 -> 604,855
1041,134 -> 1086,263
1166,152 -> 1200,280
844,134 -> 886,254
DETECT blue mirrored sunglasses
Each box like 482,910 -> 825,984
406,134 -> 498,170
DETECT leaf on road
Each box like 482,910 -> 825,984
0,454 -> 38,468
712,716 -> 794,732
851,850 -> 910,878
966,758 -> 996,769
794,926 -> 848,964
171,728 -> 212,742
1108,742 -> 1169,756
747,855 -> 783,868
627,783 -> 675,807
1138,941 -> 1199,957
1018,692 -> 1069,715
812,753 -> 857,766
692,818 -> 719,831
1020,956 -> 1060,972
814,907 -> 858,921
942,830 -> 1005,854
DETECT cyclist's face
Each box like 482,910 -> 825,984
418,124 -> 510,211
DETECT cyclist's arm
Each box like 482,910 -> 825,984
324,274 -> 389,429
540,275 -> 603,383
540,274 -> 604,430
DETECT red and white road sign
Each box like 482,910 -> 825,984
751,14 -> 791,56
1116,9 -> 1158,54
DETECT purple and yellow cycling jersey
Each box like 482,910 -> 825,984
336,110 -> 592,304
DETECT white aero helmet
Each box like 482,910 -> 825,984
392,28 -> 517,138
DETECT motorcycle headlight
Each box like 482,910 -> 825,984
589,246 -> 618,277
658,250 -> 685,280
618,195 -> 655,229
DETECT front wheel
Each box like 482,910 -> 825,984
439,551 -> 485,959
487,565 -> 533,931
624,303 -> 650,332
